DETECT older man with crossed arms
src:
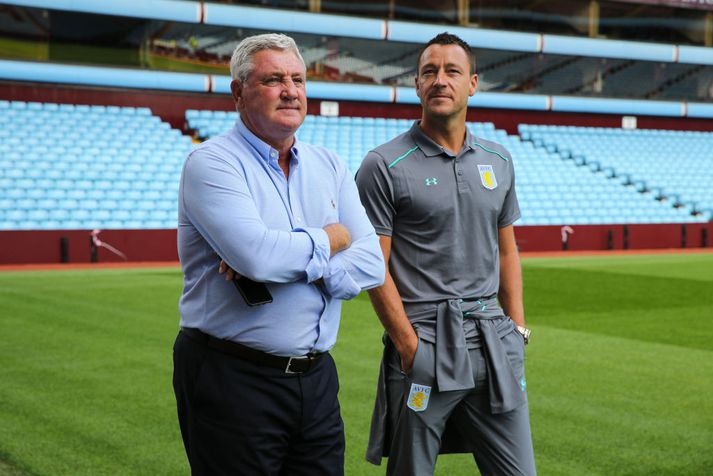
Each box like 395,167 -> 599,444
173,33 -> 384,475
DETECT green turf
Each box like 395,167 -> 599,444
146,54 -> 230,74
0,36 -> 228,74
1,253 -> 712,475
0,36 -> 48,61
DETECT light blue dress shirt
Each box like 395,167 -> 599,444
178,117 -> 384,356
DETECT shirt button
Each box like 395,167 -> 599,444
457,169 -> 463,175
270,151 -> 277,158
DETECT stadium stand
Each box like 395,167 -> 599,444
185,111 -> 706,226
465,124 -> 700,226
520,124 -> 713,220
0,0 -> 711,256
0,100 -> 192,230
3,0 -> 713,105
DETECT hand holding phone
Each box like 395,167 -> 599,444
233,277 -> 273,306
218,259 -> 273,306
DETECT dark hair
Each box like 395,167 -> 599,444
416,32 -> 476,75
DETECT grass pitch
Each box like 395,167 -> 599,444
0,252 -> 712,475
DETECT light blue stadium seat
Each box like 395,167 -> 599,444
84,189 -> 104,200
5,169 -> 24,179
16,220 -> 41,229
15,198 -> 37,209
66,189 -> 87,200
71,209 -> 91,220
94,210 -> 112,221
151,210 -> 170,220
49,209 -> 70,220
80,199 -> 100,210
114,210 -> 132,220
35,198 -> 59,211
126,190 -> 142,200
27,209 -> 49,221
161,189 -> 177,200
58,198 -> 80,209
132,210 -> 150,220
143,190 -> 162,200
124,220 -> 143,229
143,220 -> 164,228
6,210 -> 27,221
117,200 -> 135,210
99,220 -> 121,229
155,200 -> 174,210
0,220 -> 19,229
60,220 -> 81,229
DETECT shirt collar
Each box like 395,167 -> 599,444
233,116 -> 301,168
409,120 -> 475,158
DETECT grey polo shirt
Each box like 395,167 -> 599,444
355,121 -> 520,315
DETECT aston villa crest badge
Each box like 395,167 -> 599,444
407,383 -> 431,412
477,164 -> 497,190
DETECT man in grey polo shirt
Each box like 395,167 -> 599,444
356,32 -> 536,475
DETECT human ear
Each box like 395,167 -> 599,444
469,74 -> 478,96
230,80 -> 243,105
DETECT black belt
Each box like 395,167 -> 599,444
181,327 -> 325,374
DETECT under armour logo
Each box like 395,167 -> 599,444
424,177 -> 438,186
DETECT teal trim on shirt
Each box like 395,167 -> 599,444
388,145 -> 419,169
473,141 -> 509,162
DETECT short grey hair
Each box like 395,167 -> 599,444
230,33 -> 305,83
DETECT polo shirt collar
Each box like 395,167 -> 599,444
234,116 -> 301,168
409,120 -> 475,158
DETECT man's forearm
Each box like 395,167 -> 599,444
499,250 -> 525,326
319,233 -> 385,300
498,225 -> 525,327
323,223 -> 352,256
367,272 -> 418,370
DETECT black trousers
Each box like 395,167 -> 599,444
173,331 -> 345,476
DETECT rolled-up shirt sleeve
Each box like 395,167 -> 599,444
181,149 -> 330,283
320,162 -> 385,300
293,226 -> 331,283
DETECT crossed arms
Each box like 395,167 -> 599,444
181,149 -> 384,299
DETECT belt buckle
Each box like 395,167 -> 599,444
285,356 -> 306,374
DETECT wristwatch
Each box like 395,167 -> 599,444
516,325 -> 531,345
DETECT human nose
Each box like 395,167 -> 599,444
433,68 -> 447,85
281,78 -> 299,99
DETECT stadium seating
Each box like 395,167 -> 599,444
0,100 -> 193,230
187,110 -> 413,173
0,100 -> 706,231
520,124 -> 713,222
186,110 -> 707,226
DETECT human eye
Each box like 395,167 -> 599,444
263,76 -> 281,86
292,76 -> 305,86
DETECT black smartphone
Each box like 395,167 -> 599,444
233,277 -> 273,306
